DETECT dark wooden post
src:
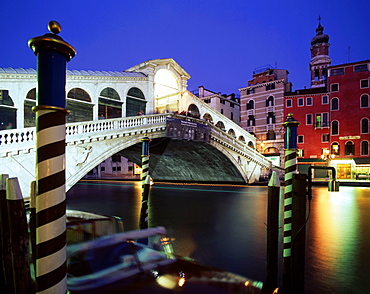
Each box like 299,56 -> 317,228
291,173 -> 307,294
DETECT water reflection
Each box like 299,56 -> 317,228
306,187 -> 370,293
67,182 -> 370,293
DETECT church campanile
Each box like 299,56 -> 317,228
309,17 -> 332,88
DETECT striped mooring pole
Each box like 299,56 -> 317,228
282,113 -> 300,293
28,21 -> 76,294
140,135 -> 151,230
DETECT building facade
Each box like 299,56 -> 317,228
192,86 -> 240,124
283,22 -> 370,178
239,67 -> 291,167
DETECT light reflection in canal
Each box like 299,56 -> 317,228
67,181 -> 370,293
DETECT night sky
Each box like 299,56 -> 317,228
1,0 -> 369,94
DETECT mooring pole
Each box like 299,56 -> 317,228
0,174 -> 13,294
140,135 -> 152,230
282,113 -> 300,294
29,21 -> 76,294
6,177 -> 33,293
291,173 -> 307,294
265,171 -> 280,291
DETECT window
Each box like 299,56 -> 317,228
247,88 -> 255,95
101,167 -> 105,172
330,68 -> 344,76
298,135 -> 304,143
345,141 -> 355,155
322,95 -> 328,104
220,109 -> 224,114
354,64 -> 368,73
361,94 -> 369,108
361,141 -> 369,156
331,84 -> 339,92
331,121 -> 339,135
331,98 -> 339,110
360,79 -> 369,88
306,114 -> 313,125
266,83 -> 275,91
306,97 -> 313,106
297,149 -> 304,157
361,118 -> 369,134
230,112 -> 234,121
315,113 -> 329,128
246,100 -> 254,110
266,96 -> 274,107
266,113 -> 275,124
247,116 -> 255,126
266,131 -> 276,140
286,99 -> 292,107
322,134 -> 330,142
331,142 -> 340,155
298,98 -> 304,106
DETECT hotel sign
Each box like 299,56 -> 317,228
339,136 -> 360,140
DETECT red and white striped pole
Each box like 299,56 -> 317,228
140,135 -> 151,230
29,21 -> 75,294
282,113 -> 300,293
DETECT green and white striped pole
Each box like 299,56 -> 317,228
140,135 -> 151,230
29,21 -> 75,294
282,113 -> 300,293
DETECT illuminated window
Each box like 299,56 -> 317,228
331,142 -> 340,155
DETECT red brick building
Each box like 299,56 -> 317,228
283,22 -> 370,178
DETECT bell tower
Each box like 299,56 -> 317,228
309,17 -> 332,88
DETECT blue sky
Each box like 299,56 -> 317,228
1,0 -> 369,94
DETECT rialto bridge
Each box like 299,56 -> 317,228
0,58 -> 272,198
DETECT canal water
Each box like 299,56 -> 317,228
66,181 -> 370,293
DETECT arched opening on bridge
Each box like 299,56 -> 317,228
228,129 -> 236,137
203,113 -> 213,123
187,104 -> 200,118
248,141 -> 255,149
154,69 -> 179,114
24,88 -> 36,127
126,87 -> 146,117
215,121 -> 225,130
99,87 -> 122,119
0,89 -> 16,129
238,135 -> 245,143
67,88 -> 94,122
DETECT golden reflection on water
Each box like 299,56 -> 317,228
307,186 -> 369,292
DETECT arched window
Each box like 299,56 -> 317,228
361,141 -> 369,156
248,141 -> 255,148
266,96 -> 274,107
331,97 -> 339,111
0,89 -> 16,129
24,88 -> 36,127
345,141 -> 355,155
203,113 -> 213,122
187,104 -> 200,118
215,121 -> 225,130
361,94 -> 369,108
126,87 -> 146,117
238,136 -> 245,143
67,88 -> 93,122
331,121 -> 339,135
228,129 -> 236,137
246,100 -> 254,110
331,142 -> 340,155
361,118 -> 369,134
